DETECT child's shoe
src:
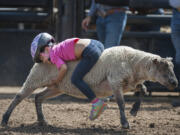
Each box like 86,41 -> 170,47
89,98 -> 107,120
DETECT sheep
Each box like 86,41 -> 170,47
1,46 -> 178,129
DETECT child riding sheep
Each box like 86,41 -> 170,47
31,32 -> 107,120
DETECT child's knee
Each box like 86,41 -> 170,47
96,41 -> 104,52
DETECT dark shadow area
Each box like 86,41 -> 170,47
108,104 -> 171,112
0,31 -> 37,86
140,106 -> 171,111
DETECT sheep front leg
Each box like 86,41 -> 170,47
113,87 -> 129,129
35,86 -> 62,126
1,87 -> 36,126
130,84 -> 147,116
1,64 -> 53,126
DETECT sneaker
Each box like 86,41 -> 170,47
89,98 -> 107,120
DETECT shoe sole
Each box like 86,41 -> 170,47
89,103 -> 107,121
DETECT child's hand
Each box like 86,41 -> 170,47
47,79 -> 59,87
47,64 -> 67,87
51,79 -> 59,85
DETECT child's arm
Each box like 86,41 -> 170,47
50,64 -> 67,86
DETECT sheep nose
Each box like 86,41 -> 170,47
169,79 -> 178,88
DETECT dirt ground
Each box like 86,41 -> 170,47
0,87 -> 180,135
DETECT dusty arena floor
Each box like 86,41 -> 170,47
0,87 -> 180,135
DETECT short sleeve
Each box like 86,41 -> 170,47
51,56 -> 65,69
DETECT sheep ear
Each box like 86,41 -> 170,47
166,57 -> 173,61
153,58 -> 158,64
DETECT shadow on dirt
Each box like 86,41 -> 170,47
0,123 -> 128,135
107,105 -> 171,112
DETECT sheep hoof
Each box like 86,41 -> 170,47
130,109 -> 137,117
1,120 -> 8,127
1,115 -> 8,127
38,120 -> 47,126
122,123 -> 130,129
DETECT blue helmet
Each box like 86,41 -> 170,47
31,32 -> 55,63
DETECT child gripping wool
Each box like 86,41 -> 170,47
30,32 -> 107,120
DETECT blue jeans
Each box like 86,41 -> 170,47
71,39 -> 104,101
171,9 -> 180,64
171,9 -> 180,78
96,11 -> 127,48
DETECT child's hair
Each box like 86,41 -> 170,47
40,45 -> 48,53
40,41 -> 56,53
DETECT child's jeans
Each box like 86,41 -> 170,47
71,39 -> 104,101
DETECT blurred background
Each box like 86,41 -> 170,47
0,0 -> 179,95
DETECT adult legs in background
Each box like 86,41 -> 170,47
171,9 -> 180,107
96,16 -> 106,45
96,12 -> 127,49
171,9 -> 180,81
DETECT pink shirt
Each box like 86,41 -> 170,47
50,38 -> 79,69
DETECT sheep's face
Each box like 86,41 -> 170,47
150,57 -> 178,90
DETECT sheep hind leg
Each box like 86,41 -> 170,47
130,84 -> 147,116
35,86 -> 62,126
